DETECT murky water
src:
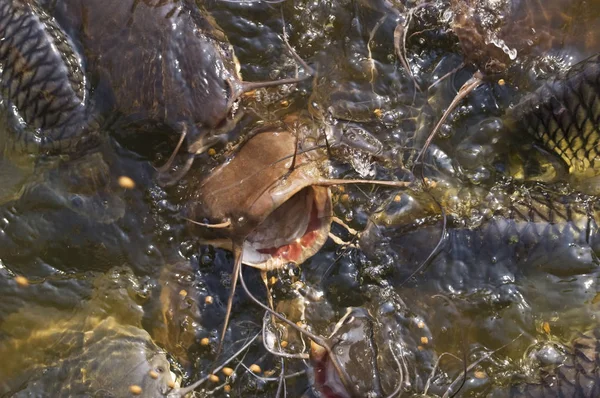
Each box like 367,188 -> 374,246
1,0 -> 600,397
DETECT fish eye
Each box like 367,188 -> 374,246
156,366 -> 165,373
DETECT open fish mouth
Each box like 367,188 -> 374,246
242,185 -> 332,268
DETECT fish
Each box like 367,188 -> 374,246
0,0 -> 93,153
507,53 -> 600,193
492,329 -> 600,398
0,267 -> 179,397
48,0 -> 311,182
185,113 -> 412,362
307,285 -> 436,398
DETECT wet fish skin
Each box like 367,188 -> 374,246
0,0 -> 91,152
494,329 -> 600,398
510,54 -> 600,179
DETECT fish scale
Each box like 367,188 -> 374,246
499,329 -> 600,397
511,54 -> 600,176
0,0 -> 91,152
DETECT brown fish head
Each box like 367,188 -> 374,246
188,124 -> 332,270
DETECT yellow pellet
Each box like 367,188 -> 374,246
200,337 -> 210,346
249,364 -> 261,374
209,374 -> 219,383
167,380 -> 175,389
474,370 -> 487,379
543,321 -> 551,334
373,108 -> 383,117
224,385 -> 231,393
205,296 -> 214,305
129,385 -> 142,395
118,176 -> 136,189
269,276 -> 277,286
14,275 -> 29,288
420,336 -> 429,345
222,367 -> 234,377
280,100 -> 289,107
179,289 -> 187,298
149,370 -> 159,379
280,340 -> 288,348
417,321 -> 425,329
208,148 -> 216,156
498,79 -> 506,86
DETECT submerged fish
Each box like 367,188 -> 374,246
508,53 -> 600,194
0,0 -> 94,153
307,285 -> 436,398
0,267 -> 179,397
493,329 -> 600,398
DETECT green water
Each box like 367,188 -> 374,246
0,0 -> 600,396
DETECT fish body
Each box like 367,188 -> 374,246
53,0 -> 243,153
0,0 -> 92,152
509,54 -> 600,192
493,329 -> 600,398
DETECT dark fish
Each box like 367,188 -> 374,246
308,286 -> 436,398
362,185 -> 600,293
493,329 -> 600,398
509,54 -> 600,192
0,0 -> 92,152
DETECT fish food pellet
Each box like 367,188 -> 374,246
167,380 -> 175,389
179,289 -> 187,297
208,148 -> 216,156
129,385 -> 142,395
209,374 -> 219,383
14,275 -> 29,287
149,370 -> 159,379
543,321 -> 551,334
249,364 -> 261,374
118,176 -> 136,189
222,367 -> 234,376
200,337 -> 210,346
205,296 -> 214,305
280,340 -> 288,348
224,385 -> 231,393
420,336 -> 429,345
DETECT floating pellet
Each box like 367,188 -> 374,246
14,275 -> 29,287
280,340 -> 288,348
118,176 -> 136,189
543,321 -> 551,334
420,336 -> 429,345
205,296 -> 214,305
167,380 -> 176,389
208,148 -> 216,156
200,337 -> 210,346
179,289 -> 187,298
474,370 -> 487,379
222,367 -> 234,376
129,385 -> 142,395
224,385 -> 231,393
149,370 -> 159,379
249,364 -> 261,374
209,374 -> 219,383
